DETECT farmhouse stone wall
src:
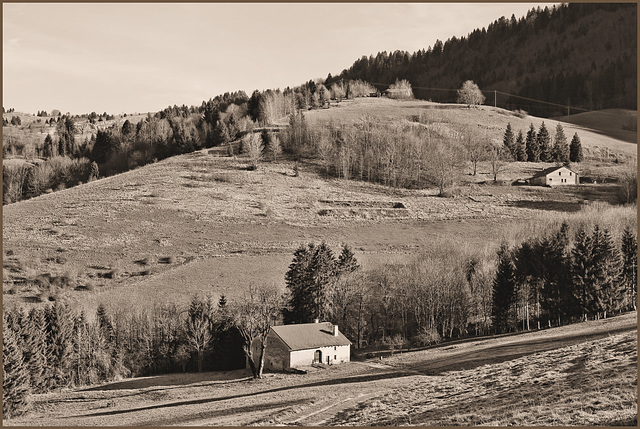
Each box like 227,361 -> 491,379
290,345 -> 350,367
259,333 -> 291,372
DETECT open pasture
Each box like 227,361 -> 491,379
3,99 -> 636,316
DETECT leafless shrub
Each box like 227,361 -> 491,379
410,327 -> 442,347
514,109 -> 528,119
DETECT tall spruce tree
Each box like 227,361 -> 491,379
537,122 -> 553,162
591,226 -> 623,318
525,123 -> 540,162
539,223 -> 571,326
515,130 -> 527,162
569,133 -> 583,162
492,244 -> 517,334
552,124 -> 570,163
571,226 -> 596,320
23,308 -> 49,393
96,303 -> 115,345
284,244 -> 315,324
3,320 -> 31,418
620,227 -> 637,311
44,303 -> 74,389
503,123 -> 516,158
284,242 -> 337,324
308,242 -> 337,321
337,244 -> 359,274
514,240 -> 538,330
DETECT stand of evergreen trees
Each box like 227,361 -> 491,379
503,122 -> 581,163
492,224 -> 637,333
327,3 -> 636,117
2,296 -> 245,418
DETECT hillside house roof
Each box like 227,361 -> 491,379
270,322 -> 351,351
531,165 -> 576,179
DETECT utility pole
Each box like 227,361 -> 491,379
494,90 -> 497,108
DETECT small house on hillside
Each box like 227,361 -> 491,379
528,165 -> 579,186
258,321 -> 351,372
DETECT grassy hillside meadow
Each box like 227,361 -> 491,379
553,108 -> 638,144
2,98 -> 636,319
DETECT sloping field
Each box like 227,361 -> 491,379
3,98 -> 637,316
553,108 -> 637,144
5,312 -> 636,426
310,98 -> 637,157
2,148 -> 555,313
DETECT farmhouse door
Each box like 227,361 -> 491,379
314,350 -> 321,363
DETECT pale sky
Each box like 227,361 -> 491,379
3,3 -> 556,115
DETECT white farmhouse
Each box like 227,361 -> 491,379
529,165 -> 579,186
259,321 -> 351,372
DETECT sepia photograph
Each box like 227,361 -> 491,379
2,2 -> 637,426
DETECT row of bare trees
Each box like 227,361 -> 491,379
281,114 -> 506,192
325,251 -> 494,349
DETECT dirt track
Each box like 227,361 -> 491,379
6,312 -> 636,426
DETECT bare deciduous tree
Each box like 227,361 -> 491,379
244,133 -> 263,170
457,80 -> 486,107
463,131 -> 490,176
428,138 -> 463,195
269,135 -> 282,162
488,143 -> 508,183
185,295 -> 213,372
231,284 -> 284,379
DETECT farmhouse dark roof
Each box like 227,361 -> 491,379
271,322 -> 351,351
531,165 -> 575,179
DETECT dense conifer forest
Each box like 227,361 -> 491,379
327,3 -> 637,117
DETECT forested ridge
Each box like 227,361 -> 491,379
327,3 -> 637,117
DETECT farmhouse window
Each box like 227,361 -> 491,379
569,172 -> 572,176
559,172 -> 561,175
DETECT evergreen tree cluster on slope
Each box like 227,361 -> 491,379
503,122 -> 581,163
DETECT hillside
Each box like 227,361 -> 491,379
553,108 -> 637,144
330,3 -> 637,117
2,99 -> 636,316
2,112 -> 148,157
5,312 -> 636,426
304,98 -> 636,158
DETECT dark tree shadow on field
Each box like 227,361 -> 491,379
140,397 -> 310,426
81,369 -> 252,391
68,369 -> 414,419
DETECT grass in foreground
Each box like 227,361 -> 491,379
329,330 -> 637,426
